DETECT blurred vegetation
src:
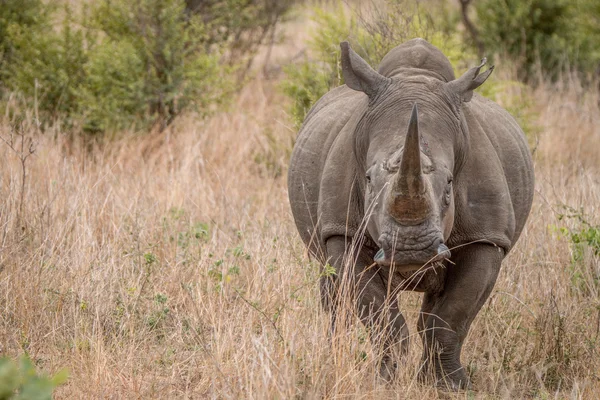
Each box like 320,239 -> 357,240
0,355 -> 68,400
280,0 -> 600,137
82,0 -> 233,132
186,0 -> 298,74
0,0 -> 297,134
474,0 -> 600,81
280,0 -> 539,132
0,0 -> 84,123
0,0 -> 599,135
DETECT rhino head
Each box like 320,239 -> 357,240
340,41 -> 493,272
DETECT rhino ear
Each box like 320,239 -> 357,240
447,57 -> 494,102
340,41 -> 389,98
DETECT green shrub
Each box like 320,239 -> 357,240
77,39 -> 146,133
280,3 -> 358,128
0,355 -> 68,400
187,0 -> 300,76
571,0 -> 600,75
475,0 -> 600,81
557,206 -> 600,261
280,62 -> 330,130
0,0 -> 55,85
0,0 -> 300,134
281,0 -> 540,144
0,1 -> 87,123
476,75 -> 540,141
80,0 -> 233,132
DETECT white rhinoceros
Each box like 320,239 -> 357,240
288,39 -> 534,389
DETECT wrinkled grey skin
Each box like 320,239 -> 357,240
288,39 -> 534,389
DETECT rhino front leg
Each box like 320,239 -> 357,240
324,235 -> 409,381
419,244 -> 503,390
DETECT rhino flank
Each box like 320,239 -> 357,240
288,39 -> 534,389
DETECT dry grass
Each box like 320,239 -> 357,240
1,16 -> 600,400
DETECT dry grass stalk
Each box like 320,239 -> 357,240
1,21 -> 600,400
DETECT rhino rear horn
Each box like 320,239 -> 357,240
447,57 -> 494,102
340,41 -> 389,98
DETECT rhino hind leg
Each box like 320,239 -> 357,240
418,244 -> 503,390
325,236 -> 409,380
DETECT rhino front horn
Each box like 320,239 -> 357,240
389,103 -> 432,224
398,103 -> 425,196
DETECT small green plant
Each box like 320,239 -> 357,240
192,222 -> 210,241
176,222 -> 211,251
144,252 -> 157,266
0,355 -> 68,400
230,245 -> 251,260
206,244 -> 252,291
555,205 -> 600,296
147,293 -> 170,332
322,263 -> 337,278
558,206 -> 600,259
155,293 -> 168,305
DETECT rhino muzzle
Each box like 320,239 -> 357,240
374,242 -> 451,269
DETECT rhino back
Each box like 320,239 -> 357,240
288,85 -> 366,258
378,38 -> 456,82
451,93 -> 534,251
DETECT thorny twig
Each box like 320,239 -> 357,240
0,126 -> 36,230
182,287 -> 233,396
233,287 -> 285,343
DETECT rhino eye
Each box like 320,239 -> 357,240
365,173 -> 372,184
444,183 -> 452,205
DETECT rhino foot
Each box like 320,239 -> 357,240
418,364 -> 471,392
378,356 -> 397,382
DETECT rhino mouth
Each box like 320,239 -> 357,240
373,244 -> 450,270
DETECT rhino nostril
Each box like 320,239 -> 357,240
437,243 -> 451,259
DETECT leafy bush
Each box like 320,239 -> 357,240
81,0 -> 233,132
281,62 -> 330,129
0,0 -> 227,132
475,0 -> 600,81
186,0 -> 299,76
0,355 -> 68,400
280,3 -> 358,128
0,0 -> 300,134
476,75 -> 540,141
0,0 -> 54,85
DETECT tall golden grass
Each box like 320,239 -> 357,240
1,15 -> 600,400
